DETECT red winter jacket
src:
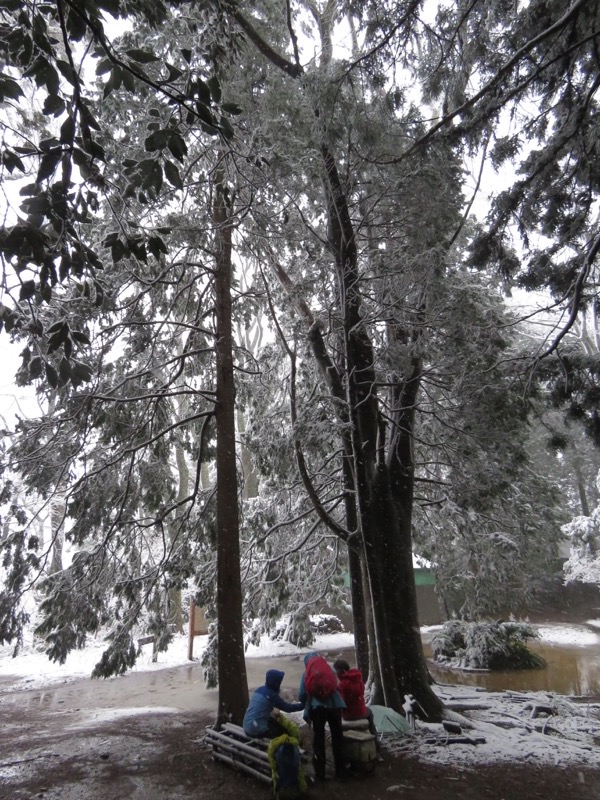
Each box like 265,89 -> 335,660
338,669 -> 368,720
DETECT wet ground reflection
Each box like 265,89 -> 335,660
424,636 -> 600,696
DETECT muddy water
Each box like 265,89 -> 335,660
425,638 -> 600,696
10,655 -> 310,715
5,626 -> 600,717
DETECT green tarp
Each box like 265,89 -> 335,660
369,705 -> 411,735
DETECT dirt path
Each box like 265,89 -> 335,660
1,657 -> 599,800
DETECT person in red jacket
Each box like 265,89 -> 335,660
333,658 -> 381,752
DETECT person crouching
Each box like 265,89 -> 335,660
243,669 -> 305,739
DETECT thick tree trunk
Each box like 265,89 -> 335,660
573,455 -> 590,516
213,164 -> 249,726
168,437 -> 189,633
226,5 -> 443,721
237,409 -> 259,499
347,542 -> 369,678
322,140 -> 442,720
49,498 -> 64,575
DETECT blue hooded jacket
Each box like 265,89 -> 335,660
298,653 -> 345,721
243,669 -> 304,737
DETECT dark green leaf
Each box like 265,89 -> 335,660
60,115 -> 75,144
39,137 -> 60,151
20,347 -> 31,366
59,358 -> 72,382
79,104 -> 101,131
122,69 -> 136,92
55,59 -> 76,85
148,235 -> 169,260
194,102 -> 216,127
165,63 -> 183,82
193,79 -> 211,105
22,56 -> 45,79
39,62 -> 59,96
180,48 -> 192,64
71,330 -> 90,345
167,132 -> 187,162
19,280 -> 36,300
144,129 -> 169,151
0,75 -> 24,102
103,66 -> 122,99
220,117 -> 235,140
221,103 -> 243,115
126,48 -> 160,63
163,159 -> 183,190
46,319 -> 66,336
36,147 -> 62,183
70,361 -> 93,387
207,75 -> 221,103
2,149 -> 25,173
45,362 -> 58,388
96,58 -> 113,76
42,93 -> 65,116
66,5 -> 88,40
111,240 -> 128,263
29,356 -> 43,379
48,331 -> 65,352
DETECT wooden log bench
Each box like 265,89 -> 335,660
206,723 -> 273,784
206,722 -> 311,784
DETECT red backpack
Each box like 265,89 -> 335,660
304,656 -> 338,700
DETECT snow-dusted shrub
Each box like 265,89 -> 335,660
266,613 -> 344,646
270,612 -> 315,647
310,614 -> 345,635
201,622 -> 218,688
563,506 -> 600,585
429,619 -> 466,659
431,620 -> 546,671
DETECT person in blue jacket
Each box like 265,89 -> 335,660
243,669 -> 304,738
299,652 -> 347,781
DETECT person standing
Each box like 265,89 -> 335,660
299,652 -> 347,781
243,669 -> 304,738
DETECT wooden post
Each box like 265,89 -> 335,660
188,597 -> 196,661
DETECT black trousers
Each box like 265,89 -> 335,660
309,705 -> 346,780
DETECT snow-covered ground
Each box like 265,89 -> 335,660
1,621 -> 599,769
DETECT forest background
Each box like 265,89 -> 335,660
1,0 -> 600,726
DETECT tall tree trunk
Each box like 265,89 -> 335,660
572,455 -> 590,516
227,5 -> 442,720
213,160 -> 249,726
386,340 -> 442,719
347,543 -> 369,679
49,497 -> 64,575
168,435 -> 189,632
322,140 -> 442,719
237,409 -> 259,499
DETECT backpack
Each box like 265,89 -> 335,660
304,655 -> 338,700
273,741 -> 304,800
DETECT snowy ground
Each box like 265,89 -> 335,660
1,620 -> 600,770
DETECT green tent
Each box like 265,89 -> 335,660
369,705 -> 411,735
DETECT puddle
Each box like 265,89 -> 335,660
423,624 -> 600,696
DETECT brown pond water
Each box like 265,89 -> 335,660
422,625 -> 600,697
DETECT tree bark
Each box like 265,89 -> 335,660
321,139 -> 442,719
213,160 -> 249,726
228,6 -> 443,720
